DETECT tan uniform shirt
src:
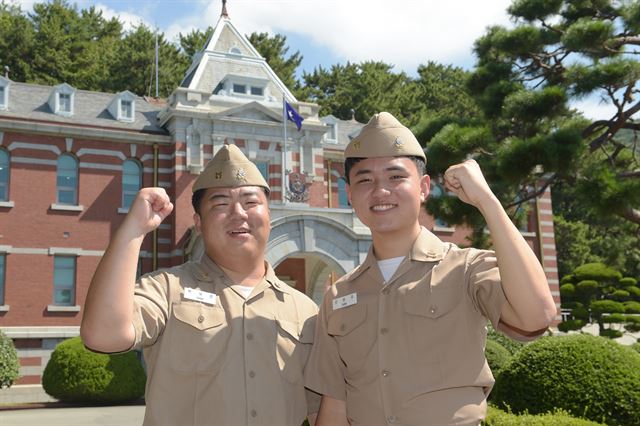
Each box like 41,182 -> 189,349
305,228 -> 511,426
132,255 -> 320,426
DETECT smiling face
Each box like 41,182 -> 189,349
347,156 -> 430,239
194,186 -> 270,265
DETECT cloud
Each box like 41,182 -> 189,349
94,3 -> 151,32
161,0 -> 513,72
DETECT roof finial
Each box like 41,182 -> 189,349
221,0 -> 229,18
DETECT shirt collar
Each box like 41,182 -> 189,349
343,227 -> 445,283
196,254 -> 291,294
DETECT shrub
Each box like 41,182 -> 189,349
571,306 -> 589,321
575,280 -> 598,296
487,325 -> 525,355
0,331 -> 20,388
599,328 -> 623,338
627,286 -> 640,300
610,290 -> 630,301
42,337 -> 145,404
624,301 -> 640,313
483,406 -> 604,425
573,263 -> 622,282
492,334 -> 640,425
590,299 -> 625,315
557,319 -> 584,332
620,277 -> 637,287
601,313 -> 626,323
560,274 -> 575,284
485,340 -> 511,378
632,342 -> 640,354
560,283 -> 575,297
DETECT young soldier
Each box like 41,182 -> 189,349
81,144 -> 319,426
305,112 -> 557,425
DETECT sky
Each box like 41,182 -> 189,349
11,0 -> 619,119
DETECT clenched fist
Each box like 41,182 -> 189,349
443,160 -> 498,209
121,187 -> 174,238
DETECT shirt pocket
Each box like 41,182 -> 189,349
327,304 -> 375,370
168,302 -> 230,374
275,317 -> 314,384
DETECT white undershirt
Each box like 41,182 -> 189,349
233,285 -> 255,299
377,256 -> 405,283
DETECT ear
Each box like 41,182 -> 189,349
346,182 -> 353,205
419,174 -> 430,203
193,213 -> 202,233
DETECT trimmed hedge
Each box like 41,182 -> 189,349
0,331 -> 20,388
483,406 -> 603,425
492,334 -> 640,425
632,342 -> 640,354
485,339 -> 511,378
42,337 -> 145,404
487,325 -> 525,355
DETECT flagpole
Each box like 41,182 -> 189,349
282,95 -> 288,204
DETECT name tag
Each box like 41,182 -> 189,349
333,292 -> 357,310
184,287 -> 217,305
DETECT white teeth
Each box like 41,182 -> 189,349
371,204 -> 394,211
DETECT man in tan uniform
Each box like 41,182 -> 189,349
305,112 -> 557,426
81,144 -> 319,426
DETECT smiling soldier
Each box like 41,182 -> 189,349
305,112 -> 556,426
81,144 -> 319,426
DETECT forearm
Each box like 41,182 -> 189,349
315,396 -> 349,426
81,225 -> 144,352
480,196 -> 556,331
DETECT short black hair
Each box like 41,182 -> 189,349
191,187 -> 271,214
343,156 -> 426,184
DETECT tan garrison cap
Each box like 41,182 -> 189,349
345,111 -> 425,161
192,144 -> 270,192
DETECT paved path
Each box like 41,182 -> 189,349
0,405 -> 145,425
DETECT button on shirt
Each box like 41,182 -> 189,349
305,228 -> 512,426
131,256 -> 320,426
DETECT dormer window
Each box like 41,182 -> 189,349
48,83 -> 76,117
233,83 -> 246,94
108,91 -> 136,122
121,100 -> 133,120
250,86 -> 264,96
321,117 -> 339,144
0,77 -> 9,110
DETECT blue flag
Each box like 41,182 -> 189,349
285,101 -> 304,131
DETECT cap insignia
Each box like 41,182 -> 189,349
353,140 -> 361,150
215,171 -> 223,179
235,168 -> 247,182
394,137 -> 404,148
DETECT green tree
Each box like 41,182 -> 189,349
0,1 -> 36,82
422,0 -> 640,242
559,262 -> 639,337
301,61 -> 422,124
179,26 -> 213,59
248,32 -> 303,95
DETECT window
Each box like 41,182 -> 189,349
53,256 -> 75,306
229,47 -> 242,55
338,177 -> 349,208
122,159 -> 142,209
57,154 -> 78,205
233,84 -> 246,94
256,162 -> 269,182
0,149 -> 9,201
0,254 -> 5,305
328,123 -> 337,141
250,86 -> 263,96
0,86 -> 5,108
59,93 -> 71,113
121,100 -> 133,119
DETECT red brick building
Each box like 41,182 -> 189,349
0,11 -> 560,386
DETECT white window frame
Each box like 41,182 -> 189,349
120,99 -> 133,121
121,159 -> 142,210
218,74 -> 268,100
52,255 -> 76,306
0,148 -> 9,202
56,153 -> 79,205
49,83 -> 76,117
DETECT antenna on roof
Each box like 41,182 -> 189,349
221,0 -> 229,17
